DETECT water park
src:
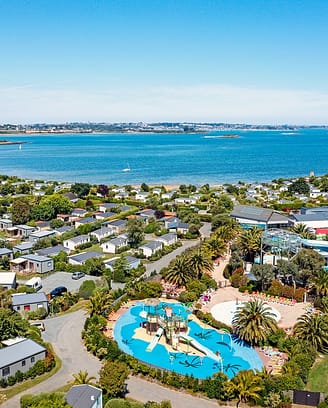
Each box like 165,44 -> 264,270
113,299 -> 263,379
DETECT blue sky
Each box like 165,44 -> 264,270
1,0 -> 328,124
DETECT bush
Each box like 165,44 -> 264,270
79,280 -> 96,299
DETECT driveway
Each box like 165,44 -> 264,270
19,271 -> 101,294
5,309 -> 101,408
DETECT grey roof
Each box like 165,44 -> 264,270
99,202 -> 119,209
66,385 -> 102,408
230,205 -> 289,223
91,227 -> 113,236
29,230 -> 56,238
157,232 -> 177,241
0,338 -> 46,369
96,211 -> 115,218
69,251 -> 103,263
292,213 -> 328,222
76,217 -> 95,224
67,234 -> 90,243
140,240 -> 163,250
301,206 -> 328,215
177,222 -> 189,229
15,224 -> 36,231
13,242 -> 34,251
35,245 -> 69,257
55,225 -> 74,234
0,248 -> 12,256
109,236 -> 128,246
107,219 -> 126,227
11,292 -> 48,306
22,254 -> 52,262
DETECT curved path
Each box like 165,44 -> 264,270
6,310 -> 101,408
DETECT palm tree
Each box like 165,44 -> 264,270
293,313 -> 328,352
291,223 -> 315,239
310,269 -> 328,297
72,369 -> 96,385
215,222 -> 240,242
165,254 -> 193,286
238,226 -> 262,263
87,289 -> 114,317
188,247 -> 213,279
232,299 -> 278,345
203,236 -> 226,259
225,370 -> 263,408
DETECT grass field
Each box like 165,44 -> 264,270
306,354 -> 328,393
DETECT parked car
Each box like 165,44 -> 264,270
50,286 -> 67,298
30,321 -> 45,331
72,271 -> 85,280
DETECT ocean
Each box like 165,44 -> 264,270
0,129 -> 327,185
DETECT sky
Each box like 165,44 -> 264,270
0,0 -> 328,125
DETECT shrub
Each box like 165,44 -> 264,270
79,280 -> 96,299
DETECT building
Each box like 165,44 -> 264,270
156,232 -> 178,246
63,235 -> 90,251
0,272 -> 16,289
0,247 -> 13,260
0,218 -> 13,230
230,205 -> 290,229
104,255 -> 140,271
12,242 -> 34,255
101,235 -> 129,254
139,241 -> 163,258
68,251 -> 104,266
28,230 -> 56,243
10,254 -> 54,274
11,292 -> 49,314
102,219 -> 126,234
90,227 -> 114,242
35,245 -> 70,257
66,384 -> 102,408
0,337 -> 47,380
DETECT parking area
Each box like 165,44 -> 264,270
18,271 -> 101,294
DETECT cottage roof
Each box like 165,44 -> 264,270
22,254 -> 52,262
36,245 -> 69,256
0,338 -> 46,369
140,240 -> 162,250
230,205 -> 289,223
66,385 -> 102,408
11,292 -> 48,306
69,251 -> 103,263
67,234 -> 90,243
0,248 -> 12,256
0,272 -> 16,285
13,242 -> 34,251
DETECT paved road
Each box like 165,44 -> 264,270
6,309 -> 101,408
126,376 -> 230,408
143,222 -> 212,278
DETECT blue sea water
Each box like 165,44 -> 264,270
0,128 -> 327,185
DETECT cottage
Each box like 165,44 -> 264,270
54,225 -> 74,236
0,218 -> 13,230
136,209 -> 156,223
101,235 -> 129,254
0,338 -> 47,380
156,232 -> 178,246
98,202 -> 119,212
90,227 -> 114,242
12,242 -> 34,255
11,292 -> 49,314
10,254 -> 54,274
139,241 -> 163,258
7,224 -> 36,239
63,235 -> 90,251
176,222 -> 189,235
0,272 -> 16,289
66,384 -> 103,408
104,255 -> 140,271
74,217 -> 96,228
29,229 -> 56,243
68,251 -> 104,265
0,247 -> 13,260
71,208 -> 88,217
103,219 -> 126,234
135,192 -> 149,202
35,245 -> 70,257
94,211 -> 115,221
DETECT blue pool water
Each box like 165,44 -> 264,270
114,302 -> 263,379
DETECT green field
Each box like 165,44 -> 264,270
306,354 -> 328,393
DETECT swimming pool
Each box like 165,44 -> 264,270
113,302 -> 263,379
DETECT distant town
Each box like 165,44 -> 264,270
0,121 -> 327,134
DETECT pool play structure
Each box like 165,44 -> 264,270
211,300 -> 281,327
113,300 -> 263,379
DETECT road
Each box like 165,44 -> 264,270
143,222 -> 212,278
5,310 -> 101,408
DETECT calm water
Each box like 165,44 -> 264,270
114,302 -> 262,379
0,129 -> 327,185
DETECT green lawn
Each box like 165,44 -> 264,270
306,354 -> 328,393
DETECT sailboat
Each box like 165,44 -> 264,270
122,163 -> 131,172
18,144 -> 22,150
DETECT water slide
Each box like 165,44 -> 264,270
146,327 -> 163,352
178,334 -> 222,363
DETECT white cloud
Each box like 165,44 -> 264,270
0,83 -> 327,124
